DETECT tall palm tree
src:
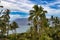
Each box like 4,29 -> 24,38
28,5 -> 47,40
29,5 -> 48,30
0,9 -> 10,40
0,5 -> 6,40
5,9 -> 10,37
0,3 -> 10,39
2,9 -> 10,37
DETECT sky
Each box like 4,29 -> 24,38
0,0 -> 60,21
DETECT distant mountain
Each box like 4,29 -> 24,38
13,18 -> 30,33
14,18 -> 29,26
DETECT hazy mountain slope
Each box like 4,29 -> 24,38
13,18 -> 30,33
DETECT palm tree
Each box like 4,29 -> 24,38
1,9 -> 10,37
5,9 -> 10,37
0,9 -> 10,40
54,17 -> 59,27
10,24 -> 14,34
0,3 -> 10,39
11,21 -> 18,33
29,5 -> 48,31
0,21 -> 6,40
51,16 -> 59,27
10,21 -> 18,40
28,5 -> 47,40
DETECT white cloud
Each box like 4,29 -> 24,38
40,0 -> 60,16
42,6 -> 60,15
1,0 -> 34,13
43,0 -> 60,6
9,0 -> 15,2
9,14 -> 29,21
1,1 -> 21,11
9,14 -> 21,21
46,15 -> 51,19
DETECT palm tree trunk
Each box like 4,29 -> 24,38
35,25 -> 37,33
1,28 -> 4,40
15,29 -> 17,40
7,28 -> 9,37
7,22 -> 9,37
34,25 -> 38,40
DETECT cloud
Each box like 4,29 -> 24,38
39,0 -> 60,17
1,0 -> 60,13
57,5 -> 60,7
42,5 -> 60,14
46,0 -> 60,6
9,14 -> 21,21
9,14 -> 29,21
1,0 -> 34,13
3,0 -> 15,1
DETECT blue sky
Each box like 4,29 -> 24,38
1,0 -> 60,21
